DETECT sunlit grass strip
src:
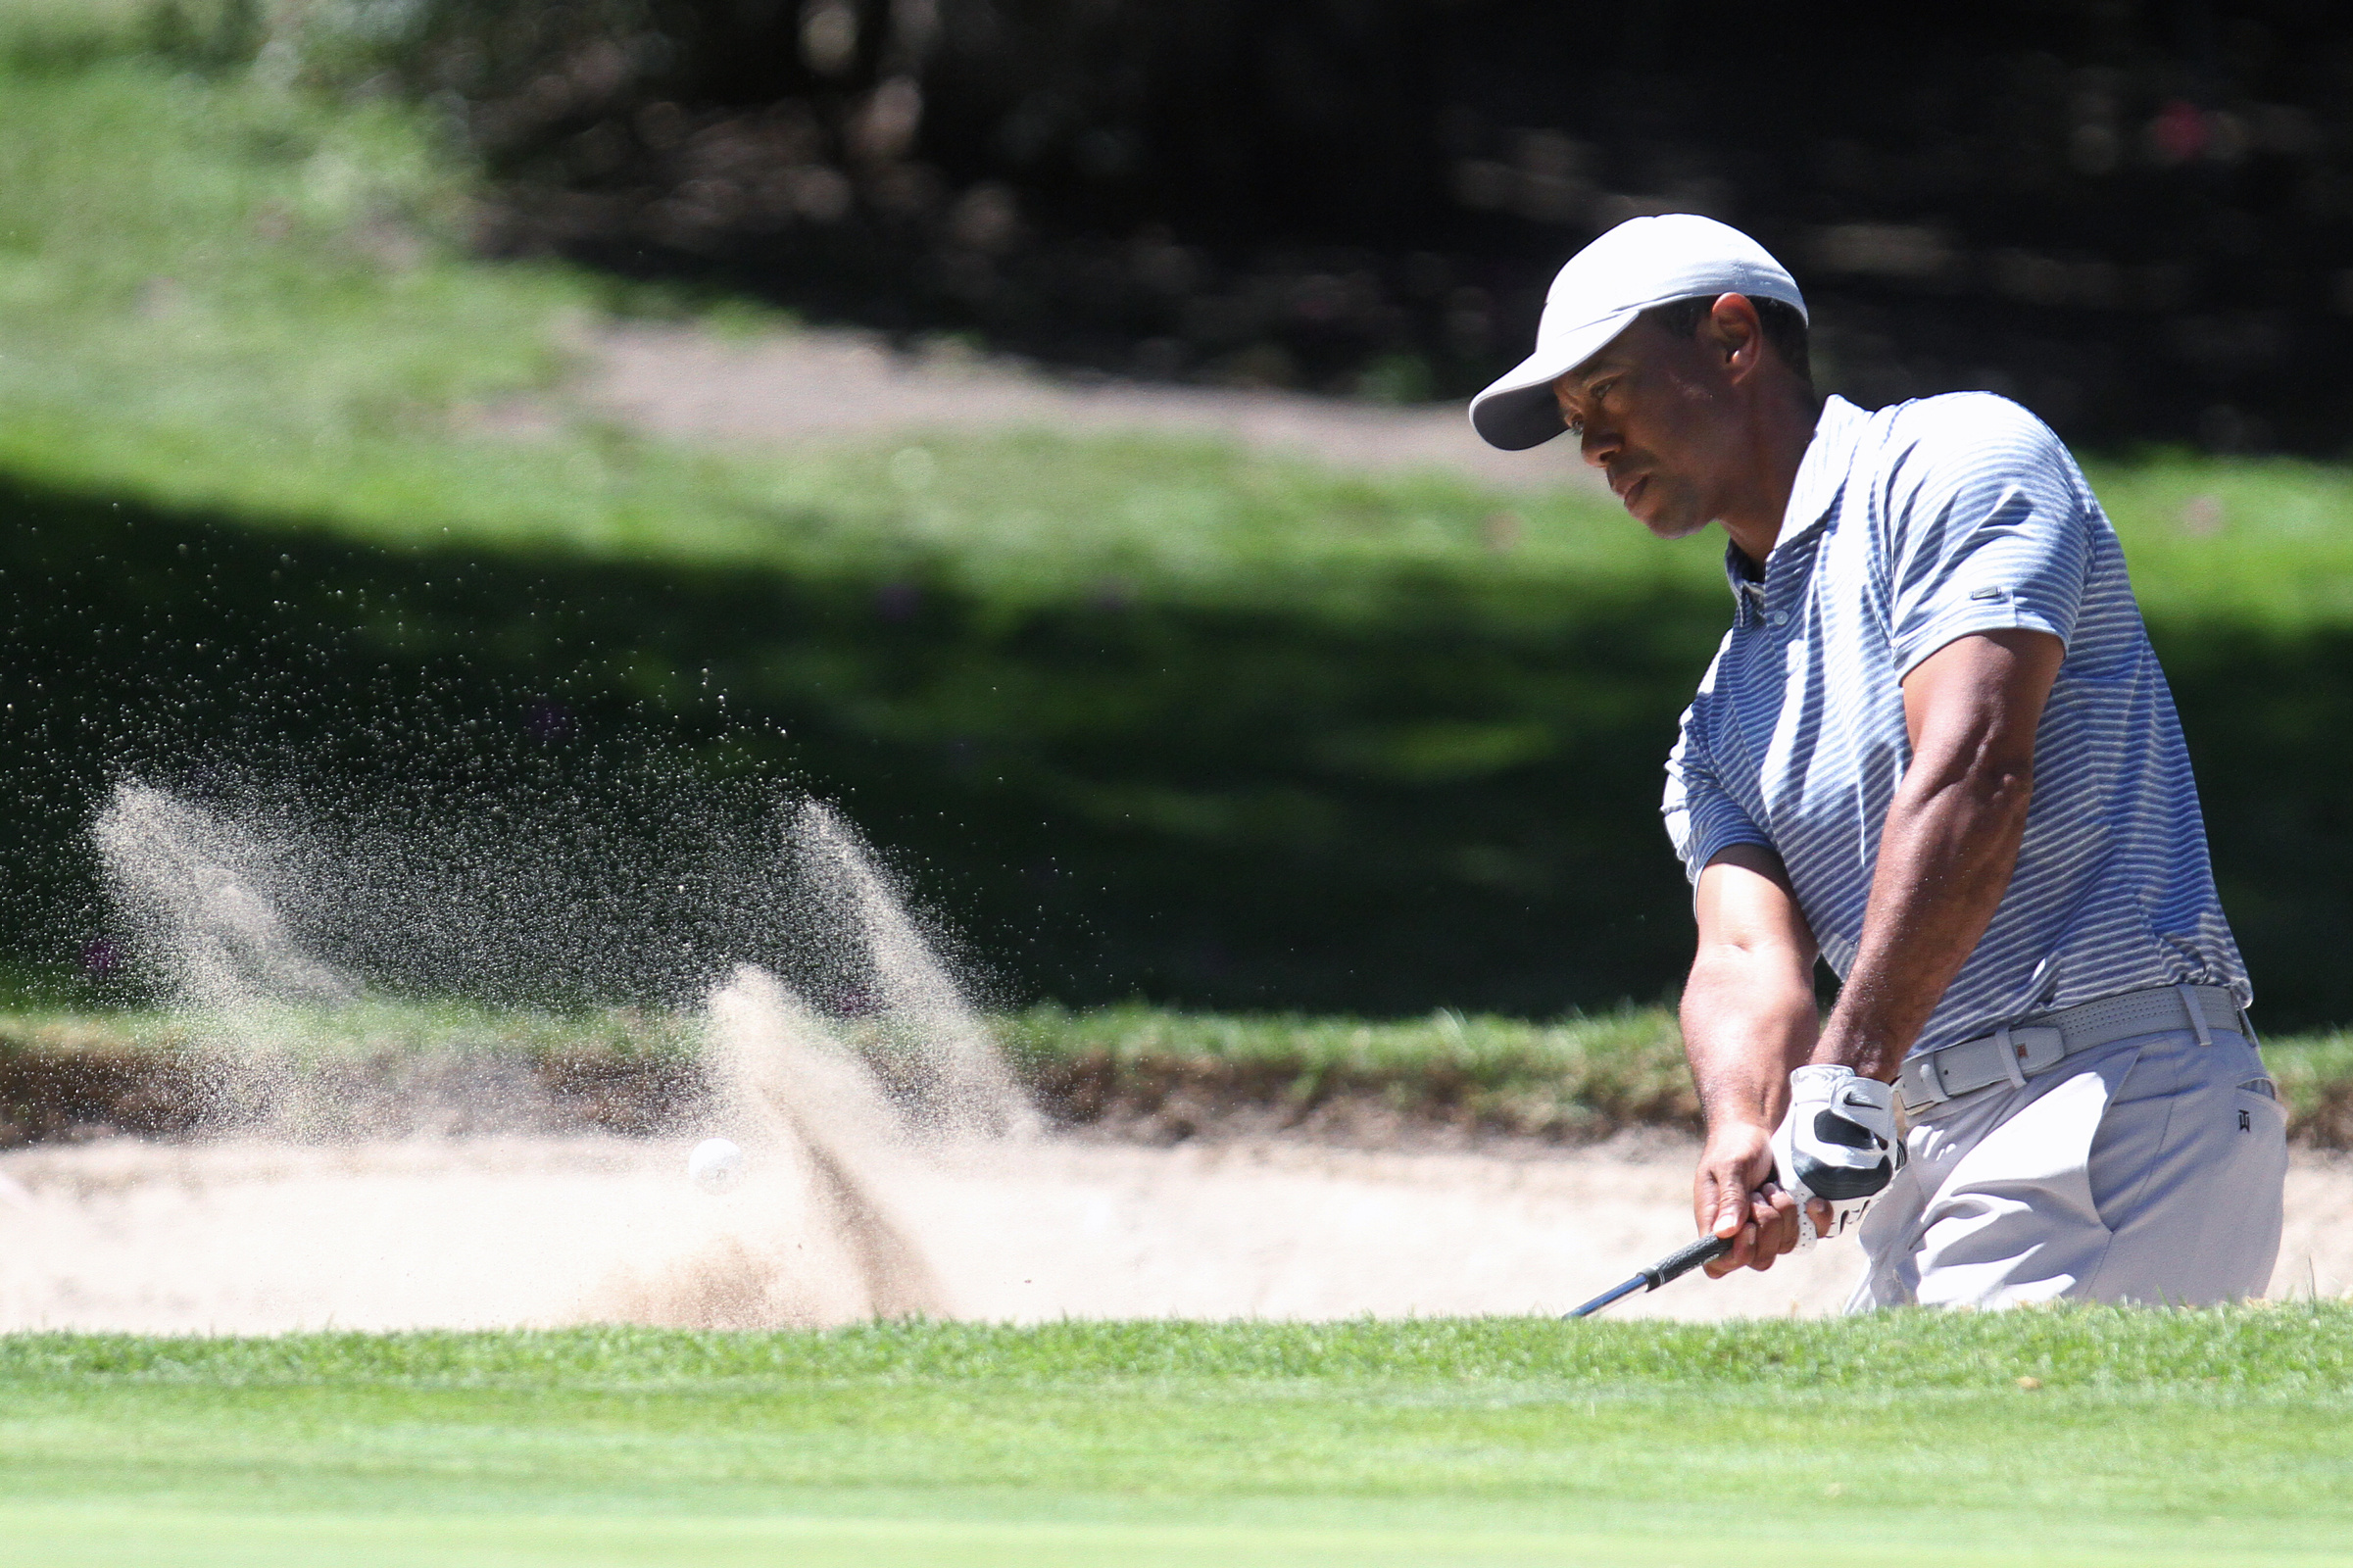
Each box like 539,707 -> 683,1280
4,1315 -> 2350,1565
4,1304 -> 2352,1389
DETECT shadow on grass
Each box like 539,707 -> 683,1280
4,477 -> 2348,1024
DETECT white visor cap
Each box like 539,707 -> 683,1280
1468,214 -> 1807,452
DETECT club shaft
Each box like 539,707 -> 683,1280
1566,1234 -> 1734,1319
1565,1274 -> 1649,1318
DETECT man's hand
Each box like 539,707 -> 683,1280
1693,1118 -> 1832,1276
1770,1065 -> 1903,1244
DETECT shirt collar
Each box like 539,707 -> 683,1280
1782,395 -> 1866,545
1721,395 -> 1866,614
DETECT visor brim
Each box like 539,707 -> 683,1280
1466,309 -> 1638,451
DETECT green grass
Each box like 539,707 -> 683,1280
0,960 -> 697,1065
5,988 -> 2352,1145
1005,1003 -> 1695,1135
1,37 -> 2350,629
0,49 -> 1702,620
0,987 -> 692,1060
2,1313 -> 2351,1564
1014,1005 -> 2353,1143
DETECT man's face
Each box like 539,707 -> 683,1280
1551,307 -> 1747,541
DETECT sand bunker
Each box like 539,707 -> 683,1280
3,1132 -> 2346,1334
53,781 -> 2347,1337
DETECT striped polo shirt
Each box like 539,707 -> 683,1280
1662,392 -> 2248,1060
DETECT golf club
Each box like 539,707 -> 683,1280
1565,1234 -> 1733,1318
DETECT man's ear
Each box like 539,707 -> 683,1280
1707,293 -> 1764,379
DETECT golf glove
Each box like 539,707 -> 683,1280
1771,1065 -> 1905,1249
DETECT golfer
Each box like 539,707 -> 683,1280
1470,215 -> 2286,1308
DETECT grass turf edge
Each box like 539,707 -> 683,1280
6,998 -> 2352,1146
6,1305 -> 2353,1392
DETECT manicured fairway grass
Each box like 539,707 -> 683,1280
2,1313 -> 2350,1565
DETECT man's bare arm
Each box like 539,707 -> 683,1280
1683,843 -> 1820,1274
1814,628 -> 2066,1081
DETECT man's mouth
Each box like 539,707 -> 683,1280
1613,472 -> 1648,507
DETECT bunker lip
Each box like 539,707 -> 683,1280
12,1029 -> 2353,1152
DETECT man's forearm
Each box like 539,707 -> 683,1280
1815,760 -> 2034,1081
1815,629 -> 2064,1081
1680,848 -> 1827,1267
1681,934 -> 1820,1267
1682,944 -> 1819,1132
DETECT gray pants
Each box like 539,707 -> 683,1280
1849,1025 -> 2286,1310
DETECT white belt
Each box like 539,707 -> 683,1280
1897,984 -> 2247,1116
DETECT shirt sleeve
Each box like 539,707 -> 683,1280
1662,692 -> 1770,889
1881,396 -> 2092,676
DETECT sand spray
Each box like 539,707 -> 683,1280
602,806 -> 1037,1325
792,801 -> 1037,1142
86,778 -> 1031,1327
94,782 -> 360,1136
601,964 -> 946,1326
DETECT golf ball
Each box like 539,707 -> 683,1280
687,1137 -> 745,1194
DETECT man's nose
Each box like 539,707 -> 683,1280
1578,419 -> 1619,467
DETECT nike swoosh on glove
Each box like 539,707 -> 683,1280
1771,1064 -> 1905,1249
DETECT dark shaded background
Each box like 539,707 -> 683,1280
25,1 -> 2339,1026
410,0 -> 2353,453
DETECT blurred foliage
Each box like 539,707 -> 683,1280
0,50 -> 1684,604
91,0 -> 2353,453
146,0 -> 263,72
0,38 -> 2349,1020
